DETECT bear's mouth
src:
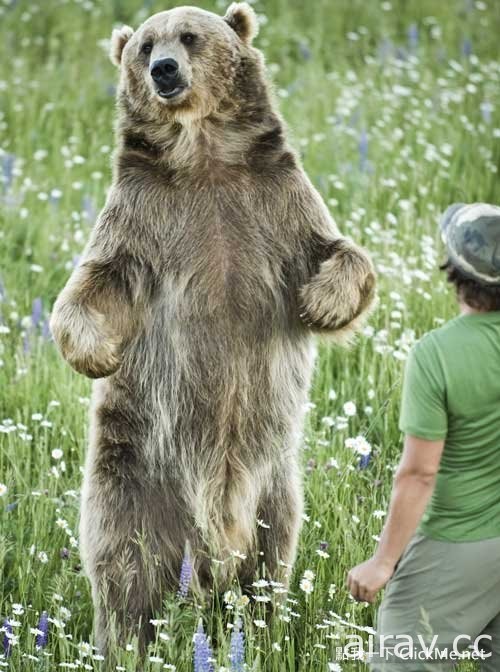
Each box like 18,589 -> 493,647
155,85 -> 187,100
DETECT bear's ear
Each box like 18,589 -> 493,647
224,2 -> 258,45
109,25 -> 134,66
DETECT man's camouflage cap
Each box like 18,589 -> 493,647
440,203 -> 500,286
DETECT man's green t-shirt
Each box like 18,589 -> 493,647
399,311 -> 500,542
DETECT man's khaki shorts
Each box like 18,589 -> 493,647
370,534 -> 500,671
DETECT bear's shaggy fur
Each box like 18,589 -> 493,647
50,2 -> 376,651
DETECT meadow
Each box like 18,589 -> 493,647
1,0 -> 500,669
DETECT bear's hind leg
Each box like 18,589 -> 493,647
252,464 -> 303,588
89,542 -> 160,657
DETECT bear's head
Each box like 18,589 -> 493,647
110,3 -> 261,123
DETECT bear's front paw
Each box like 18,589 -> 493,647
299,242 -> 376,339
50,304 -> 123,379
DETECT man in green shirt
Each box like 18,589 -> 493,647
347,203 -> 500,670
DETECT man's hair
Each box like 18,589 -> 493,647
441,260 -> 500,311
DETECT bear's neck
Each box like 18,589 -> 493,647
115,91 -> 292,175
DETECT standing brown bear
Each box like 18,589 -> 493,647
50,2 -> 376,652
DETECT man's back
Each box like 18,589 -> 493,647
349,205 -> 500,668
400,311 -> 500,541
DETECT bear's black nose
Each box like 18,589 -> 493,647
150,58 -> 179,84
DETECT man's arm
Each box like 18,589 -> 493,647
346,434 -> 445,603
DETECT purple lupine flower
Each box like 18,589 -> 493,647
42,319 -> 52,341
177,549 -> 192,598
229,618 -> 245,672
35,611 -> 49,649
2,619 -> 13,657
480,101 -> 493,124
348,109 -> 360,128
461,38 -> 472,58
407,23 -> 419,51
395,47 -> 407,61
31,297 -> 43,328
316,175 -> 328,195
1,153 -> 15,191
358,453 -> 372,469
377,38 -> 393,63
298,42 -> 312,60
23,332 -> 31,354
193,620 -> 214,672
82,195 -> 97,223
359,130 -> 368,172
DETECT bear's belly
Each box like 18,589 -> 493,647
101,315 -> 315,470
83,331 -> 314,584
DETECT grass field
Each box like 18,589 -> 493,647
1,0 -> 500,669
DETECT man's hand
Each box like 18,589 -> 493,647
346,556 -> 395,603
346,436 -> 444,604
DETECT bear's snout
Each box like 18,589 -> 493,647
150,58 -> 185,99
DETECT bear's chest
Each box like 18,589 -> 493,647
153,177 -> 288,322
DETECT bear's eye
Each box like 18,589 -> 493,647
180,32 -> 196,46
141,42 -> 153,55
